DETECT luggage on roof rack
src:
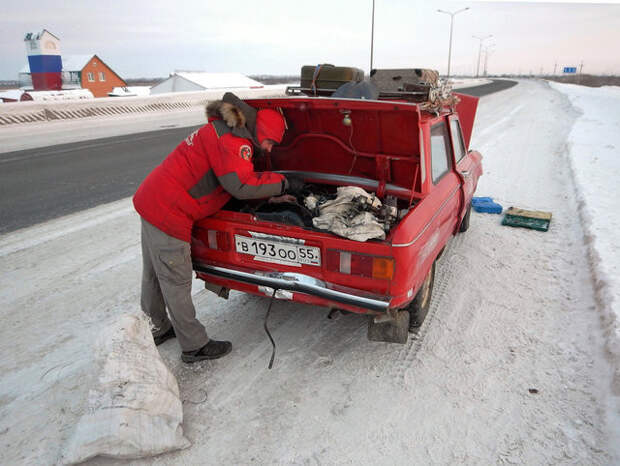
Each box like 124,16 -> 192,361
286,65 -> 458,114
369,68 -> 441,103
370,68 -> 439,92
298,64 -> 364,96
370,67 -> 459,112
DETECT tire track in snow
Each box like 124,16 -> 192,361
382,236 -> 462,385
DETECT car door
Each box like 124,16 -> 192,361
429,119 -> 462,237
449,116 -> 478,212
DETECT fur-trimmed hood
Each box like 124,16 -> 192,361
206,101 -> 247,128
206,92 -> 258,143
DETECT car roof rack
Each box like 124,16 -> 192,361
285,86 -> 429,100
285,67 -> 460,114
285,85 -> 459,115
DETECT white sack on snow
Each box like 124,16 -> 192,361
63,314 -> 190,464
310,186 -> 386,242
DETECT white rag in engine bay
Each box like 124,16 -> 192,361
305,186 -> 397,242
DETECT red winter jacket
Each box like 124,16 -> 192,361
133,103 -> 285,242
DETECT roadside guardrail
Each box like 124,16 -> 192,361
0,86 -> 288,126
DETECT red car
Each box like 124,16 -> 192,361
191,91 -> 482,343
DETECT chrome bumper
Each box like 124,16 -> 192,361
193,263 -> 391,312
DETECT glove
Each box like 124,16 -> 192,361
285,175 -> 305,195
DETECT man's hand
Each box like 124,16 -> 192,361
268,194 -> 297,204
285,176 -> 305,195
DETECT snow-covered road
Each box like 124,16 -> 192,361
0,80 -> 618,464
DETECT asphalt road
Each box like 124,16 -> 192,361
0,79 -> 517,234
456,78 -> 517,96
0,126 -> 201,234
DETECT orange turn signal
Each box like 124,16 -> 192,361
372,257 -> 394,280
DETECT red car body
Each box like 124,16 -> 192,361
191,93 -> 482,329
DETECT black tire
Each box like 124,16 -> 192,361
407,262 -> 436,332
459,203 -> 472,233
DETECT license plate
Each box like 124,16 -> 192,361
234,235 -> 321,266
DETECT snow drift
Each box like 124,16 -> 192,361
549,81 -> 620,392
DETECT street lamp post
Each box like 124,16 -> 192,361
370,0 -> 376,72
483,46 -> 494,77
473,34 -> 493,78
437,7 -> 469,79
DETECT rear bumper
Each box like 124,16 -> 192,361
193,262 -> 391,312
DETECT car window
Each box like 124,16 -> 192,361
430,122 -> 452,183
450,119 -> 467,163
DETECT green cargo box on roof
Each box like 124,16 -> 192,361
300,64 -> 364,93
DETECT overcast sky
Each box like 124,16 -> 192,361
1,0 -> 619,80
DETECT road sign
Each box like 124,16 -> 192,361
563,67 -> 577,74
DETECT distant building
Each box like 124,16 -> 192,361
20,54 -> 127,98
24,29 -> 62,91
150,72 -> 264,95
62,55 -> 127,97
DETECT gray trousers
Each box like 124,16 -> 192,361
140,218 -> 209,352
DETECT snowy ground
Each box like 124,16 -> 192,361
1,79 -> 619,464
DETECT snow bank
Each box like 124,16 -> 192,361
549,81 -> 620,389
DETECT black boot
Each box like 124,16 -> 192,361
153,326 -> 176,346
182,340 -> 232,363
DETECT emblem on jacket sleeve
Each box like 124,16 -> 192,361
185,130 -> 198,146
239,145 -> 252,161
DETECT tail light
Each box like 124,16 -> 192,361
206,230 -> 231,251
326,250 -> 394,280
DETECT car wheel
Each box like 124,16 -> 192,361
459,203 -> 472,233
408,261 -> 436,333
367,310 -> 410,344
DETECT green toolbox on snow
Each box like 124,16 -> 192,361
501,207 -> 552,232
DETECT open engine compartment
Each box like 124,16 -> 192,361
216,96 -> 435,241
222,181 -> 414,242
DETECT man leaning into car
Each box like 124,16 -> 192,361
133,93 -> 303,363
